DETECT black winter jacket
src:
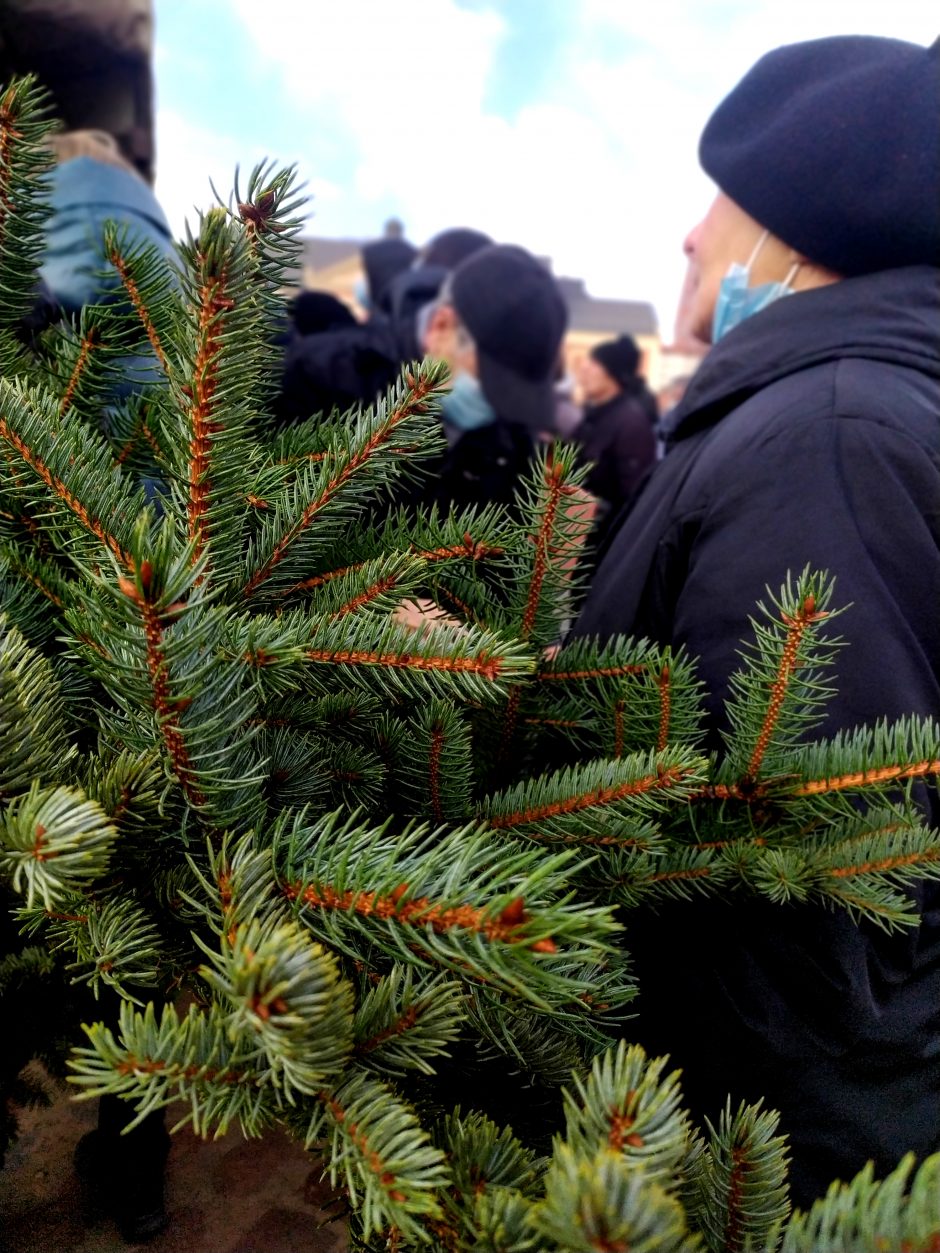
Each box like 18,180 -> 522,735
574,265 -> 940,1204
577,388 -> 657,511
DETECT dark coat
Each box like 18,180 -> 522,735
577,387 -> 657,510
574,265 -> 940,1204
273,323 -> 401,426
418,419 -> 536,513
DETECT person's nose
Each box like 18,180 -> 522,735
683,222 -> 702,258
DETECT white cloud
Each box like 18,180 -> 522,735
155,107 -> 340,241
199,0 -> 936,337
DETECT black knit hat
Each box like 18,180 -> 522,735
423,228 -> 493,269
591,335 -> 640,388
450,244 -> 567,431
699,35 -> 940,276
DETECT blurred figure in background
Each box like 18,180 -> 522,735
418,243 -> 567,510
41,128 -> 175,313
575,334 -> 657,516
274,233 -> 417,426
289,289 -> 357,338
358,235 -> 417,318
386,225 -> 493,366
275,228 -> 492,427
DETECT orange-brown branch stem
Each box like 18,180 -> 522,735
283,880 -> 554,949
539,664 -> 646,683
746,594 -> 829,779
186,273 -> 232,564
0,417 -> 133,568
107,248 -> 170,374
59,328 -> 100,416
487,765 -> 692,828
792,759 -> 940,796
305,646 -> 503,681
244,373 -> 437,597
129,586 -> 207,810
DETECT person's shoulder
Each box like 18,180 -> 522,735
707,355 -> 938,457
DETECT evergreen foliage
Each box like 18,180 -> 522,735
1,75 -> 939,1248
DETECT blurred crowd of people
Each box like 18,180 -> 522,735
20,23 -> 940,1239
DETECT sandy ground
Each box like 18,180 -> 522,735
0,1083 -> 347,1253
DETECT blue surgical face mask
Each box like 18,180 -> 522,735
440,372 -> 496,433
711,231 -> 802,344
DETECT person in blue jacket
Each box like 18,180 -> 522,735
41,129 -> 176,314
573,35 -> 940,1204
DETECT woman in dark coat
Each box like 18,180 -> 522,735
576,334 -> 657,515
574,34 -> 940,1205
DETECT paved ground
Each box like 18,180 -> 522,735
0,1080 -> 347,1253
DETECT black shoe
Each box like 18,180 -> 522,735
74,1125 -> 170,1243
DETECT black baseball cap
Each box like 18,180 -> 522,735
450,244 -> 567,431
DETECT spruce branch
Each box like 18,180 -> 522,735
561,1043 -> 689,1184
231,161 -> 307,345
0,76 -> 54,337
507,445 -> 592,649
481,749 -> 708,844
0,548 -> 72,645
690,1101 -> 790,1253
722,569 -> 844,782
303,1070 -> 450,1243
469,1186 -> 541,1253
390,700 -> 475,824
743,813 -> 940,931
467,987 -> 588,1085
0,616 -> 74,794
53,312 -> 113,420
1,783 -> 116,908
530,1145 -> 699,1253
276,810 -> 620,1010
353,966 -> 465,1078
300,615 -> 536,705
201,916 -> 355,1095
69,1000 -> 276,1138
591,843 -> 724,909
65,521 -> 266,826
101,222 -> 179,377
780,717 -> 940,800
42,893 -> 167,1002
776,1151 -> 940,1252
434,1109 -> 543,1241
241,363 -> 449,599
183,834 -> 288,942
0,378 -> 143,569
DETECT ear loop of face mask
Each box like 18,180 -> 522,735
711,230 -> 803,343
747,230 -> 803,288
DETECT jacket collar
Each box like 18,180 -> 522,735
664,265 -> 940,446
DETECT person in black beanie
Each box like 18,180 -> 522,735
573,35 -> 940,1205
576,335 -> 657,518
417,243 -> 567,511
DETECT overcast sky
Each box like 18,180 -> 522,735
153,0 -> 936,338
